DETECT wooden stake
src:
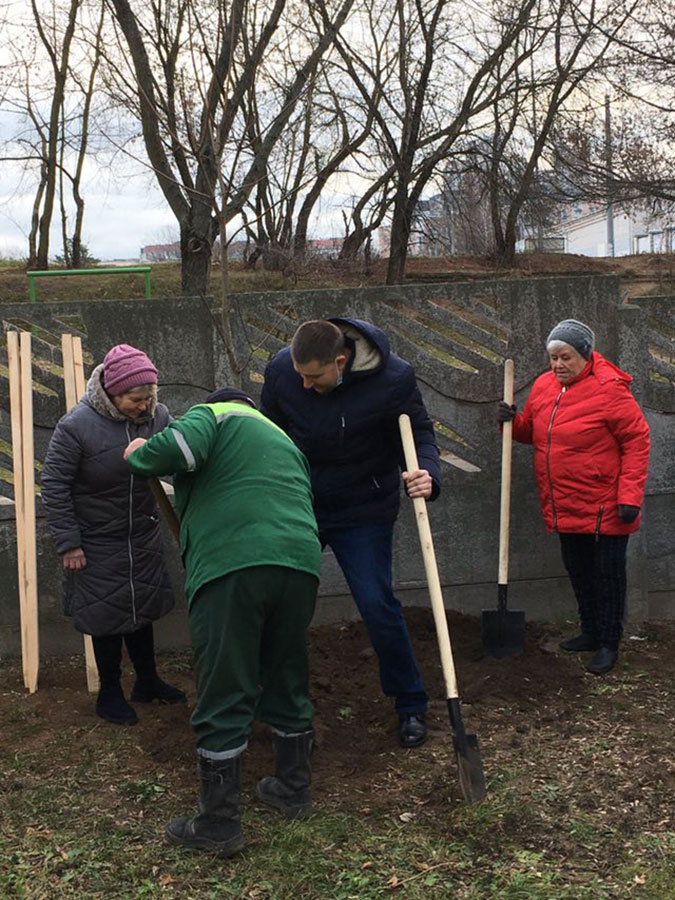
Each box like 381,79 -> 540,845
8,332 -> 40,693
20,332 -> 39,693
8,333 -> 27,681
61,334 -> 99,693
71,336 -> 86,398
61,333 -> 77,409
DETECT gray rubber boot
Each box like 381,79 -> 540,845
256,730 -> 313,820
165,753 -> 244,857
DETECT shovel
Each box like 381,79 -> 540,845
482,359 -> 526,658
399,414 -> 486,804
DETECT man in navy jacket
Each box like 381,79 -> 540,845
261,318 -> 441,748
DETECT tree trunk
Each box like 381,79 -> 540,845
340,227 -> 365,260
494,220 -> 517,268
28,167 -> 47,269
386,195 -> 411,284
180,227 -> 212,296
33,0 -> 81,269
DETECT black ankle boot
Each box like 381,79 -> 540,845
96,683 -> 138,725
125,626 -> 186,704
92,635 -> 136,725
256,730 -> 313,820
559,633 -> 599,652
131,675 -> 186,704
587,646 -> 618,675
165,754 -> 244,857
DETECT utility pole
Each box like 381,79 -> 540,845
532,51 -> 544,251
605,93 -> 615,257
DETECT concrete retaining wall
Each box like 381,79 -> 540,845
1,275 -> 673,658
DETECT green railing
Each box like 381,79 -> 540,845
26,266 -> 152,302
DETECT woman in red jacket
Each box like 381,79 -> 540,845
498,319 -> 650,675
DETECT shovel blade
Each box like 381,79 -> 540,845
481,608 -> 526,658
447,698 -> 487,804
455,733 -> 487,804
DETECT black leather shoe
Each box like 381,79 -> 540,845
398,714 -> 427,748
559,633 -> 599,652
586,646 -> 618,675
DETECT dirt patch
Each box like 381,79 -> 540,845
3,608 -> 675,823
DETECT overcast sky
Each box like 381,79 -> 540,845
0,153 -> 186,261
0,154 -> 352,262
0,7 -> 364,264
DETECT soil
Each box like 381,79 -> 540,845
3,607 -> 675,839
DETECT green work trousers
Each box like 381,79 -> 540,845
189,565 -> 318,753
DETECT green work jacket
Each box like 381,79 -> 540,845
126,402 -> 321,607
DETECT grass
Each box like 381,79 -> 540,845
0,259 -> 363,305
1,251 -> 673,306
2,619 -> 675,898
2,714 -> 674,899
3,773 -> 673,899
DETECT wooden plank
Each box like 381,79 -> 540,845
83,634 -> 99,693
61,333 -> 77,410
71,336 -> 86,398
7,332 -> 27,682
61,334 -> 99,693
19,331 -> 39,694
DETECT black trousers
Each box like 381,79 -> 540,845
91,624 -> 157,687
559,533 -> 629,650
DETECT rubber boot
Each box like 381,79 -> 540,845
92,634 -> 138,725
256,730 -> 313,820
125,625 -> 186,704
165,753 -> 244,857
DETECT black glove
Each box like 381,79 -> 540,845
496,401 -> 517,424
618,504 -> 640,524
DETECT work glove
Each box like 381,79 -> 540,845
618,504 -> 640,524
496,401 -> 517,424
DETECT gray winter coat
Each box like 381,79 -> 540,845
41,366 -> 175,636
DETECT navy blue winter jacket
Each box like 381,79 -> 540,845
261,317 -> 441,530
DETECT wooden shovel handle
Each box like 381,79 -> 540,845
499,360 -> 514,586
148,477 -> 181,542
399,414 -> 459,702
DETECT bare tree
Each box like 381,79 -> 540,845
1,0 -> 107,268
105,0 -> 357,297
31,0 -> 82,268
328,0 -> 542,283
488,0 -> 639,266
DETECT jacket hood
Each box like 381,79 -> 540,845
85,363 -> 157,423
587,351 -> 633,386
329,317 -> 389,376
561,351 -> 633,388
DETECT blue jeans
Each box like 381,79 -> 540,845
322,524 -> 428,715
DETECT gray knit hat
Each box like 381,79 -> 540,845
546,319 -> 595,360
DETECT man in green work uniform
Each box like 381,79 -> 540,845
123,387 -> 321,858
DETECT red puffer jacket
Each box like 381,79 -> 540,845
512,352 -> 650,535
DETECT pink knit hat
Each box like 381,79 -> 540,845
103,344 -> 158,396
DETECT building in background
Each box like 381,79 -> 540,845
140,243 -> 181,262
547,206 -> 675,257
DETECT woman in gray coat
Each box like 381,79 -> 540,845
41,343 -> 185,725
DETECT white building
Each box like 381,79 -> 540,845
549,207 -> 675,257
